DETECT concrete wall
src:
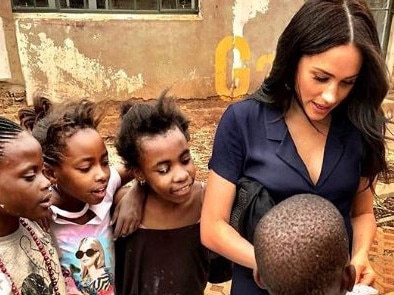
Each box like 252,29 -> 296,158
0,0 -> 24,85
3,0 -> 303,102
385,19 -> 394,80
0,17 -> 11,80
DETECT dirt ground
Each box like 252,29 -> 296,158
2,82 -> 394,294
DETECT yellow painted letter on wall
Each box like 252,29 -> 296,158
215,36 -> 250,98
256,53 -> 275,79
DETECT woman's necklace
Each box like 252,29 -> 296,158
0,218 -> 61,295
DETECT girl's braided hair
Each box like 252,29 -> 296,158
0,116 -> 23,159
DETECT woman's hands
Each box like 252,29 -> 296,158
350,252 -> 376,285
201,170 -> 257,269
350,178 -> 378,285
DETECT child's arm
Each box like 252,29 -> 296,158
111,174 -> 145,239
116,163 -> 134,186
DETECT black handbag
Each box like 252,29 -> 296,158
230,177 -> 275,242
208,177 -> 275,284
207,250 -> 233,283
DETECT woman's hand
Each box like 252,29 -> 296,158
350,252 -> 376,285
350,178 -> 377,286
201,170 -> 256,268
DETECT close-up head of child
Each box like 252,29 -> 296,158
0,116 -> 51,230
19,97 -> 110,212
254,194 -> 356,295
115,92 -> 195,206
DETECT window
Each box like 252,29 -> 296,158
11,0 -> 198,13
366,0 -> 393,55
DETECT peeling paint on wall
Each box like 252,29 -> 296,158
16,22 -> 144,103
9,1 -> 303,102
232,0 -> 270,37
231,0 -> 270,89
0,18 -> 11,81
215,36 -> 274,97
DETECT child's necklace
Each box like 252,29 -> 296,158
0,218 -> 61,295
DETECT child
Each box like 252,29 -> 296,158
114,94 -> 210,295
0,116 -> 66,295
253,194 -> 356,295
18,97 -> 138,295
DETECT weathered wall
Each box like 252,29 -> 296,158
0,0 -> 24,84
385,19 -> 394,80
0,17 -> 11,81
3,0 -> 303,103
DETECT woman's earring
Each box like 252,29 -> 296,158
285,83 -> 291,91
138,179 -> 146,186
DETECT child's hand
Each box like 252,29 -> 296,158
111,183 -> 145,239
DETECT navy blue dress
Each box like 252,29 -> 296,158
208,96 -> 363,295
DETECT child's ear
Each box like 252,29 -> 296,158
341,264 -> 356,292
253,267 -> 265,290
43,162 -> 57,184
132,168 -> 145,184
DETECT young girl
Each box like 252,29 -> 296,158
0,116 -> 66,295
114,94 -> 210,295
18,97 -> 138,295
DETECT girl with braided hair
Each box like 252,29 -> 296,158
0,116 -> 66,295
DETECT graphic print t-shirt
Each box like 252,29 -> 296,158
0,220 -> 66,295
50,167 -> 121,295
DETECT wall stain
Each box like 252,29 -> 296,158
16,23 -> 144,103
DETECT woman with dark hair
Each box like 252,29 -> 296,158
201,0 -> 390,294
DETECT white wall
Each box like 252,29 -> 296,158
0,17 -> 11,80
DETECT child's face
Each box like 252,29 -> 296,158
51,128 -> 110,207
137,126 -> 196,205
0,131 -> 51,220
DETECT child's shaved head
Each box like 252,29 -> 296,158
254,194 -> 351,295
